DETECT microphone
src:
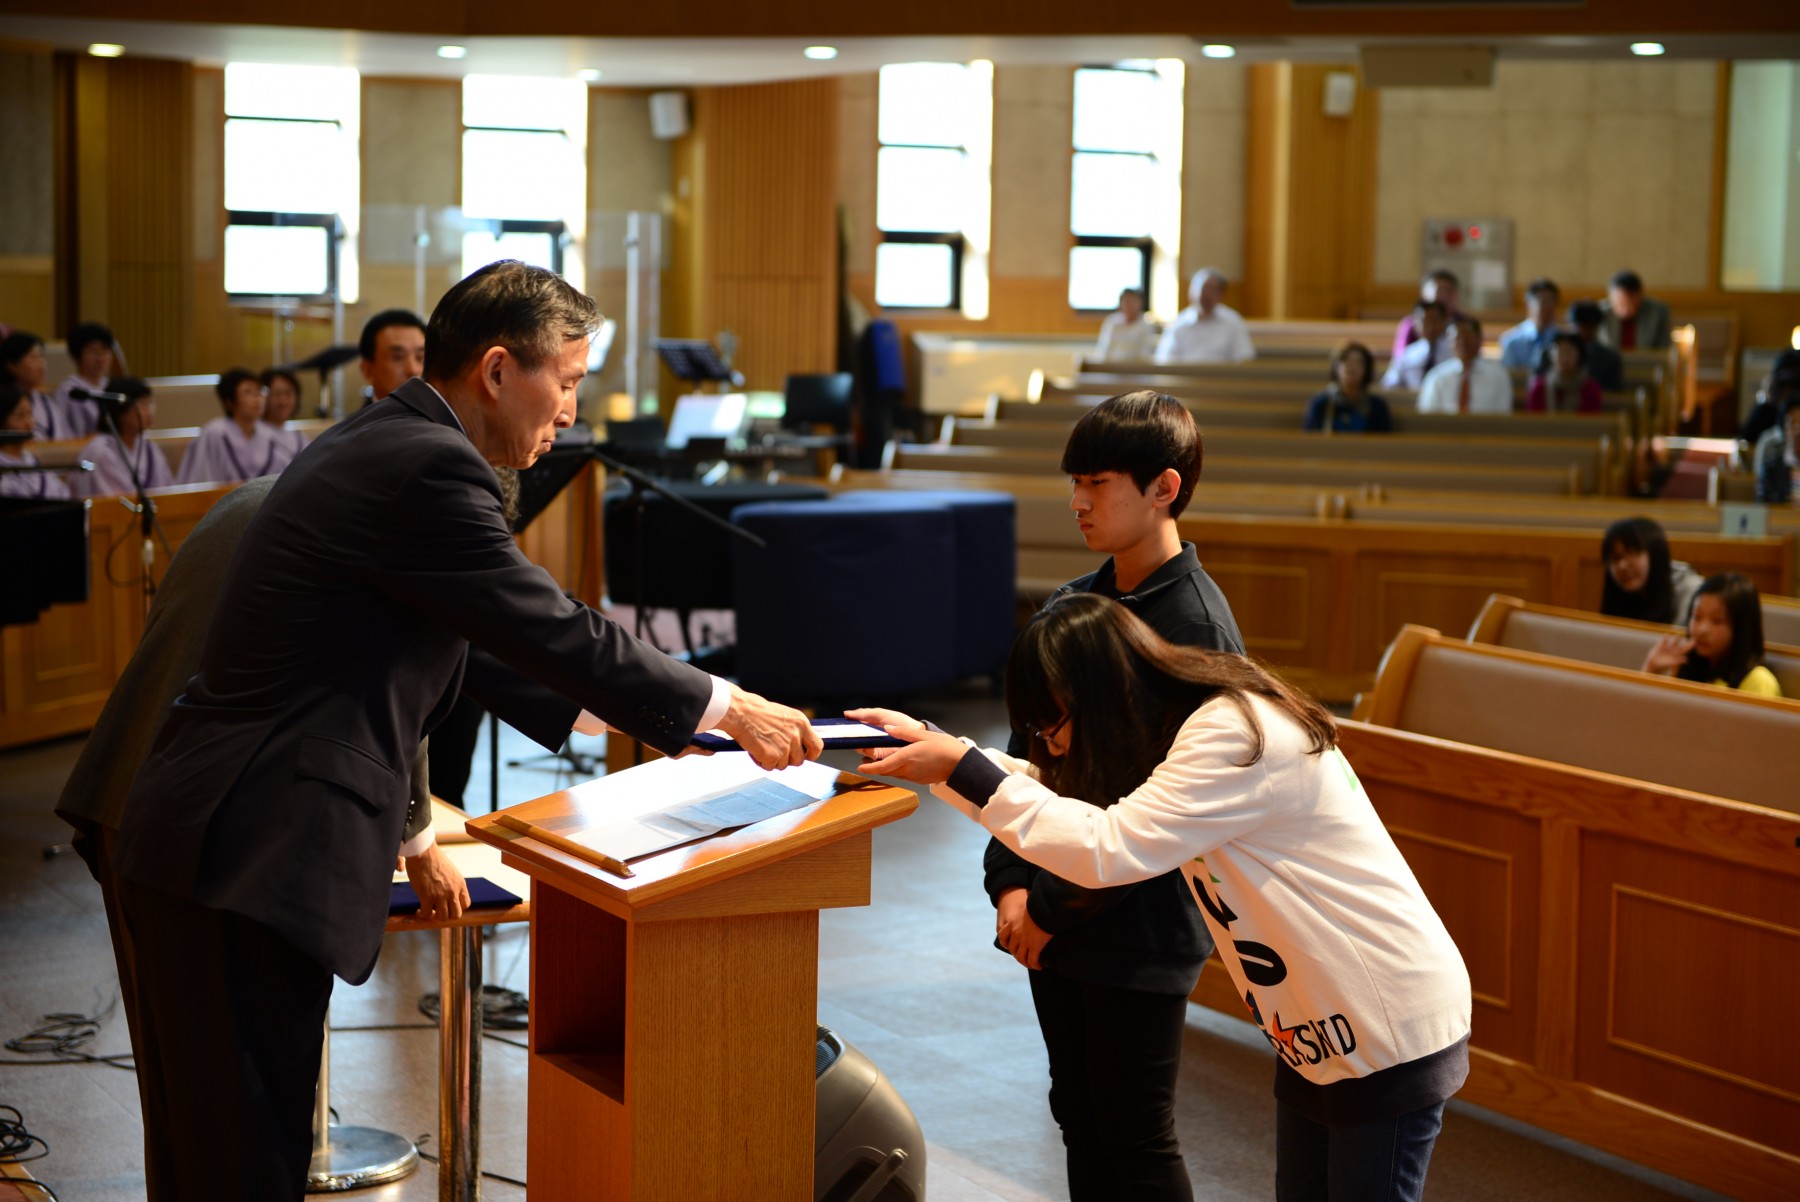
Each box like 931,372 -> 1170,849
68,386 -> 130,405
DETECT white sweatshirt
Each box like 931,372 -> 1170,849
938,692 -> 1472,1123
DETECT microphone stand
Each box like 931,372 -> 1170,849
589,447 -> 766,766
83,393 -> 173,621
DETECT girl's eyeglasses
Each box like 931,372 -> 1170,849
1026,713 -> 1069,742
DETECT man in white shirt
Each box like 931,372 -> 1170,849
1418,318 -> 1513,414
1154,269 -> 1255,364
1094,288 -> 1160,363
1380,301 -> 1453,390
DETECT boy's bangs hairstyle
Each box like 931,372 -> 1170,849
1059,390 -> 1203,518
1007,593 -> 1335,808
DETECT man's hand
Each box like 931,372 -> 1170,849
715,685 -> 823,771
996,887 -> 1053,971
842,706 -> 926,733
1644,633 -> 1693,676
856,723 -> 968,785
403,842 -> 470,923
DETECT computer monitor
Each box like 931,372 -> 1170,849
665,393 -> 748,449
783,372 -> 853,431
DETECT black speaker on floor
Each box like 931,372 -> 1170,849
815,1026 -> 926,1202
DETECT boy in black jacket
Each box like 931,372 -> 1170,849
989,389 -> 1242,1201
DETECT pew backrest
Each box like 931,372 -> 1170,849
1469,594 -> 1800,697
1362,623 -> 1800,813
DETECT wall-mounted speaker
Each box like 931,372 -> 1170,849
649,91 -> 689,140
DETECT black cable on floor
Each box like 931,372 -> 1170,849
417,985 -> 528,1029
0,1105 -> 53,1189
2,1002 -> 134,1072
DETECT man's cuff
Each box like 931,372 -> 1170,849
398,827 -> 434,860
946,747 -> 1008,809
694,676 -> 732,737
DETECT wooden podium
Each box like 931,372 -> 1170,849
466,760 -> 916,1201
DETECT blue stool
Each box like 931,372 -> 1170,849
834,490 -> 1016,684
729,498 -> 956,703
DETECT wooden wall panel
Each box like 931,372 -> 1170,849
676,79 -> 837,393
1576,834 -> 1800,1158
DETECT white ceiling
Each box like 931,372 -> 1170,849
6,16 -> 1798,85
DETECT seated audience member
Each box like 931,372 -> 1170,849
260,367 -> 310,472
1418,318 -> 1511,414
1601,516 -> 1702,625
1305,342 -> 1393,433
0,385 -> 71,500
359,308 -> 428,404
1526,333 -> 1603,414
1379,300 -> 1452,390
1500,278 -> 1560,370
1738,349 -> 1800,464
1154,269 -> 1254,364
177,368 -> 285,485
1094,287 -> 1160,363
50,321 -> 117,440
76,378 -> 173,497
1566,301 -> 1624,391
1598,270 -> 1672,352
1390,269 -> 1463,362
3,330 -> 77,443
1643,572 -> 1782,697
1753,392 -> 1800,504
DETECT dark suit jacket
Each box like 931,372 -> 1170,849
116,379 -> 713,983
1599,296 -> 1672,352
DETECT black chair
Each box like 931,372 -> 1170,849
782,373 -> 854,432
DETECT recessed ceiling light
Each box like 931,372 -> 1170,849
1629,42 -> 1666,56
1200,44 -> 1237,59
803,46 -> 839,61
578,69 -> 602,82
437,45 -> 467,60
87,43 -> 125,58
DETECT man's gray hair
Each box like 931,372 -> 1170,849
1188,268 -> 1228,299
425,260 -> 600,384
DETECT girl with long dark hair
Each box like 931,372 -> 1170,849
1600,516 -> 1702,625
853,593 -> 1471,1202
1643,572 -> 1782,697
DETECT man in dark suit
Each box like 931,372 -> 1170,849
111,261 -> 821,1200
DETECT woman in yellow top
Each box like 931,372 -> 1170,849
1643,572 -> 1783,697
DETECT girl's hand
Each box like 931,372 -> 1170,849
843,706 -> 926,733
1644,633 -> 1693,676
996,888 -> 1054,971
856,724 -> 969,785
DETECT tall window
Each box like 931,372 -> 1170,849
875,61 -> 993,316
460,75 -> 588,288
1068,61 -> 1184,315
223,63 -> 360,301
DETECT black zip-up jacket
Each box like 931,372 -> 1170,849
983,542 -> 1245,995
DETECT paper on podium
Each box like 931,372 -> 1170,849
493,755 -> 850,868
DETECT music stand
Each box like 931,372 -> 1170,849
652,338 -> 742,389
284,344 -> 361,420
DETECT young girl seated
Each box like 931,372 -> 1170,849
76,378 -> 174,497
1600,516 -> 1703,625
1643,572 -> 1783,697
851,593 -> 1472,1202
0,385 -> 72,500
177,368 -> 285,485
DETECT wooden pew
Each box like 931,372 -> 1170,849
947,423 -> 1613,494
1468,594 -> 1800,696
888,441 -> 1585,496
1763,593 -> 1800,646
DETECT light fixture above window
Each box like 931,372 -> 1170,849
1629,42 -> 1666,56
804,46 -> 839,61
437,45 -> 468,60
87,43 -> 125,58
1200,45 -> 1236,60
578,69 -> 602,82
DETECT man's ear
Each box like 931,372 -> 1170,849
358,360 -> 374,387
479,346 -> 509,397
